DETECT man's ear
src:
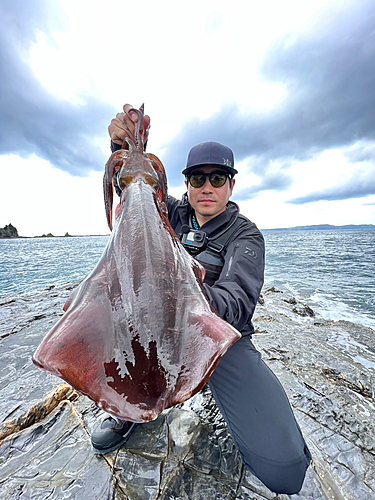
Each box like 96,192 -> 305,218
230,178 -> 235,193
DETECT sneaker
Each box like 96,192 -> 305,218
91,416 -> 137,454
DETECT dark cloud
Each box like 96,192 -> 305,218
232,170 -> 293,201
1,0 -> 374,204
162,1 -> 375,196
0,0 -> 115,176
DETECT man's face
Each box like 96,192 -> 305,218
186,165 -> 235,226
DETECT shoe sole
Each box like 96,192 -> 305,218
92,422 -> 137,454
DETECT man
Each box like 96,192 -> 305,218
91,105 -> 311,495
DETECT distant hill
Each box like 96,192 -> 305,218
262,224 -> 375,232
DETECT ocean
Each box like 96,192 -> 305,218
0,229 -> 374,329
263,229 -> 375,329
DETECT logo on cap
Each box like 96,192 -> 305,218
223,158 -> 232,167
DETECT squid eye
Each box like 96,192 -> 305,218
146,175 -> 158,189
117,174 -> 133,190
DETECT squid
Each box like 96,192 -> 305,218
33,108 -> 240,422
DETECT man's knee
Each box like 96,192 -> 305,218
242,446 -> 311,495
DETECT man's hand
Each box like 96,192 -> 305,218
108,103 -> 151,146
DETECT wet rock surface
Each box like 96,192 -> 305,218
0,283 -> 374,499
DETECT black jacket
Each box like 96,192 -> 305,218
168,194 -> 264,337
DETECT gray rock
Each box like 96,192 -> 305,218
0,283 -> 374,499
0,223 -> 18,239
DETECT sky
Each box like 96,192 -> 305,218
0,0 -> 374,236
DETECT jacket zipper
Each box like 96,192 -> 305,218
226,243 -> 240,277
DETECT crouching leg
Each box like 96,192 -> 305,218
208,335 -> 311,495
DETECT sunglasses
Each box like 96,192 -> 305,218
187,172 -> 231,188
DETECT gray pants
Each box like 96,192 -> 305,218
208,335 -> 311,495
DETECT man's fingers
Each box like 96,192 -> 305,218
123,103 -> 134,114
123,104 -> 137,122
115,112 -> 126,123
143,115 -> 151,131
123,104 -> 151,130
108,117 -> 130,144
108,104 -> 151,144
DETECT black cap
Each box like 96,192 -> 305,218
182,141 -> 237,176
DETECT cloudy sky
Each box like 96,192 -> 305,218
0,0 -> 374,236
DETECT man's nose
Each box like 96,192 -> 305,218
201,177 -> 213,191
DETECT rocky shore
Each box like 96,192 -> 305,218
0,283 -> 374,499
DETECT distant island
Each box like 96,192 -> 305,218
1,223 -> 374,239
261,224 -> 375,232
0,224 -> 73,239
0,223 -> 18,238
